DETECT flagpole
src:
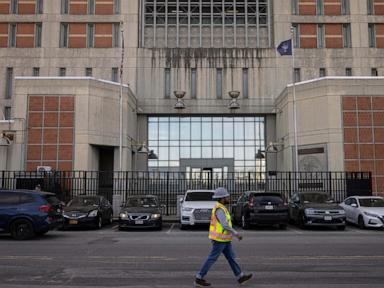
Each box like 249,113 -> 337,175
291,26 -> 299,173
119,22 -> 124,171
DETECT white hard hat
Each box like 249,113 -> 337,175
213,187 -> 230,199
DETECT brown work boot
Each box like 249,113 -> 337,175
238,273 -> 253,284
194,277 -> 211,287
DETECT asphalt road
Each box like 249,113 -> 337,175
0,223 -> 383,288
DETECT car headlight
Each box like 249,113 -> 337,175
119,212 -> 129,219
304,208 -> 316,215
88,210 -> 98,217
364,212 -> 379,218
151,213 -> 161,219
182,207 -> 193,212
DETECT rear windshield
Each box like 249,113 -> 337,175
252,195 -> 283,204
358,198 -> 384,207
125,197 -> 158,208
44,195 -> 61,206
185,192 -> 214,201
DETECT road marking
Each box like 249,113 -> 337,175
112,224 -> 118,230
288,226 -> 304,234
167,223 -> 175,234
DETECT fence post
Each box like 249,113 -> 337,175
248,172 -> 251,191
83,171 -> 87,195
1,171 -> 4,188
166,171 -> 170,216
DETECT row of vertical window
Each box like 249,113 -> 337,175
5,0 -> 43,14
292,0 -> 350,15
61,0 -> 120,15
6,23 -> 42,48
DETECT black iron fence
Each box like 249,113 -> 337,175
0,171 -> 372,215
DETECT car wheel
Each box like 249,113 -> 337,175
241,214 -> 250,230
10,219 -> 35,240
96,215 -> 102,229
279,224 -> 287,230
180,224 -> 187,230
337,225 -> 346,231
298,214 -> 307,229
358,216 -> 366,229
108,212 -> 113,224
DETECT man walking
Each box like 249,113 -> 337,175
195,187 -> 253,287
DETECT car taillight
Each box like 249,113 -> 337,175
39,205 -> 53,213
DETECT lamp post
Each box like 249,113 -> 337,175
291,26 -> 299,172
119,22 -> 124,171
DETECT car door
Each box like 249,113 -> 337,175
289,193 -> 300,222
349,198 -> 360,224
342,198 -> 353,222
0,192 -> 20,232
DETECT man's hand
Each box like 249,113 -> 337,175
236,234 -> 243,241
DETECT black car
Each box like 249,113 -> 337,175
63,195 -> 113,229
0,189 -> 63,240
119,195 -> 163,230
232,191 -> 289,229
289,191 -> 346,230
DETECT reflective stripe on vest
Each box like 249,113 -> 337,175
208,202 -> 233,242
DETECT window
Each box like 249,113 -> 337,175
242,68 -> 249,99
87,24 -> 94,48
114,0 -> 120,14
60,23 -> 68,47
11,0 -> 17,14
319,68 -> 326,77
346,68 -> 352,76
35,23 -> 42,47
33,67 -> 40,76
36,0 -> 43,14
113,23 -> 120,48
0,192 -> 20,205
112,67 -> 119,82
164,68 -> 171,98
341,0 -> 350,15
292,24 -> 300,48
368,24 -> 376,48
59,67 -> 66,76
216,69 -> 223,99
316,0 -> 324,15
4,106 -> 11,120
61,0 -> 69,14
371,68 -> 378,76
294,68 -> 301,83
291,0 -> 298,15
88,0 -> 95,14
9,24 -> 16,47
367,0 -> 374,15
343,24 -> 351,48
85,68 -> 93,77
191,68 -> 197,99
317,24 -> 324,48
5,67 -> 13,99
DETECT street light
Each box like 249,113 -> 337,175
255,141 -> 283,159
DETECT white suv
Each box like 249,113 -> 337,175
180,190 -> 216,229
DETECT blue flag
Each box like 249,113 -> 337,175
277,39 -> 292,56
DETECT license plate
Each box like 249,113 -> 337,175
135,220 -> 144,225
69,220 -> 78,225
265,205 -> 274,210
324,216 -> 332,221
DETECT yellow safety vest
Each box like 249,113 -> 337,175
208,202 -> 233,242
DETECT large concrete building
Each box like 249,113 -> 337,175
0,0 -> 384,194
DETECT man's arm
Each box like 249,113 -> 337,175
216,208 -> 239,236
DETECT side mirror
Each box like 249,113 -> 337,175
179,198 -> 184,203
351,203 -> 358,208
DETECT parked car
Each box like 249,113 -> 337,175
62,195 -> 113,229
340,196 -> 384,229
180,190 -> 215,229
0,189 -> 63,240
119,195 -> 163,230
232,191 -> 289,229
289,191 -> 346,230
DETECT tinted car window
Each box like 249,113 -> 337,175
252,195 -> 283,204
0,192 -> 20,205
19,194 -> 35,204
358,198 -> 384,207
68,197 -> 99,207
126,197 -> 158,207
185,192 -> 214,201
301,193 -> 329,203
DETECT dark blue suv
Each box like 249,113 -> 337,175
0,189 -> 63,240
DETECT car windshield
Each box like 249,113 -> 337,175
252,195 -> 283,204
358,198 -> 384,207
125,197 -> 158,208
185,192 -> 214,201
301,193 -> 330,203
68,197 -> 99,207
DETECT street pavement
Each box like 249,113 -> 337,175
0,223 -> 383,288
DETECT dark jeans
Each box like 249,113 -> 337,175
196,240 -> 243,280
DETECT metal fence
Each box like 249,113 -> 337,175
0,171 -> 372,215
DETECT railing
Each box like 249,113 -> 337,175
0,171 -> 372,215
